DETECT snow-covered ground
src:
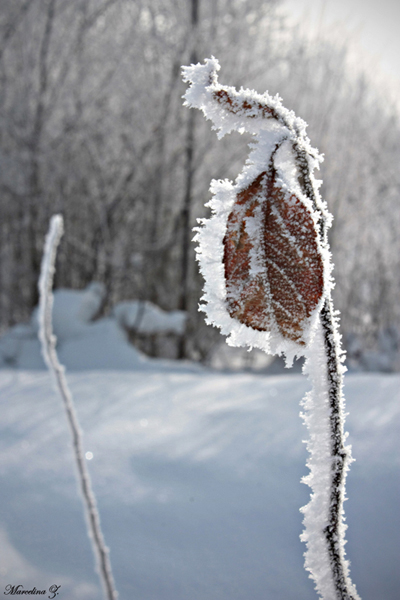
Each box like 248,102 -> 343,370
0,367 -> 399,600
0,285 -> 185,371
0,284 -> 398,598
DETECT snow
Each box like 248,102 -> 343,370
0,284 -> 187,372
113,301 -> 186,335
34,282 -> 106,341
0,368 -> 398,600
0,56 -> 397,600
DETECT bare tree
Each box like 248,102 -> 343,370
0,0 -> 399,362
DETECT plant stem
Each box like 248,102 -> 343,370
38,215 -> 118,600
296,145 -> 359,600
320,299 -> 356,600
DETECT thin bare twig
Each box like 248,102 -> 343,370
38,214 -> 118,600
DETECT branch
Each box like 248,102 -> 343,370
0,0 -> 34,63
38,215 -> 118,600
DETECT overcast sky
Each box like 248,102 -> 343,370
282,0 -> 400,104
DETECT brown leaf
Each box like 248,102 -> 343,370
223,168 -> 324,344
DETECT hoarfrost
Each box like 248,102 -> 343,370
183,57 -> 330,364
183,58 -> 360,600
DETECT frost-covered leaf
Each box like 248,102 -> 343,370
183,56 -> 328,355
223,166 -> 324,344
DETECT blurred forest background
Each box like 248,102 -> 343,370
0,0 -> 399,366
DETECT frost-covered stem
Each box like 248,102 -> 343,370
182,57 -> 360,600
296,145 -> 358,599
38,215 -> 118,600
296,146 -> 358,598
319,299 -> 355,600
301,309 -> 359,600
297,166 -> 359,598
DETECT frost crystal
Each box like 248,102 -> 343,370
183,57 -> 331,363
183,57 -> 360,600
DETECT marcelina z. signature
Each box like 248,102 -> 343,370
4,584 -> 61,598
